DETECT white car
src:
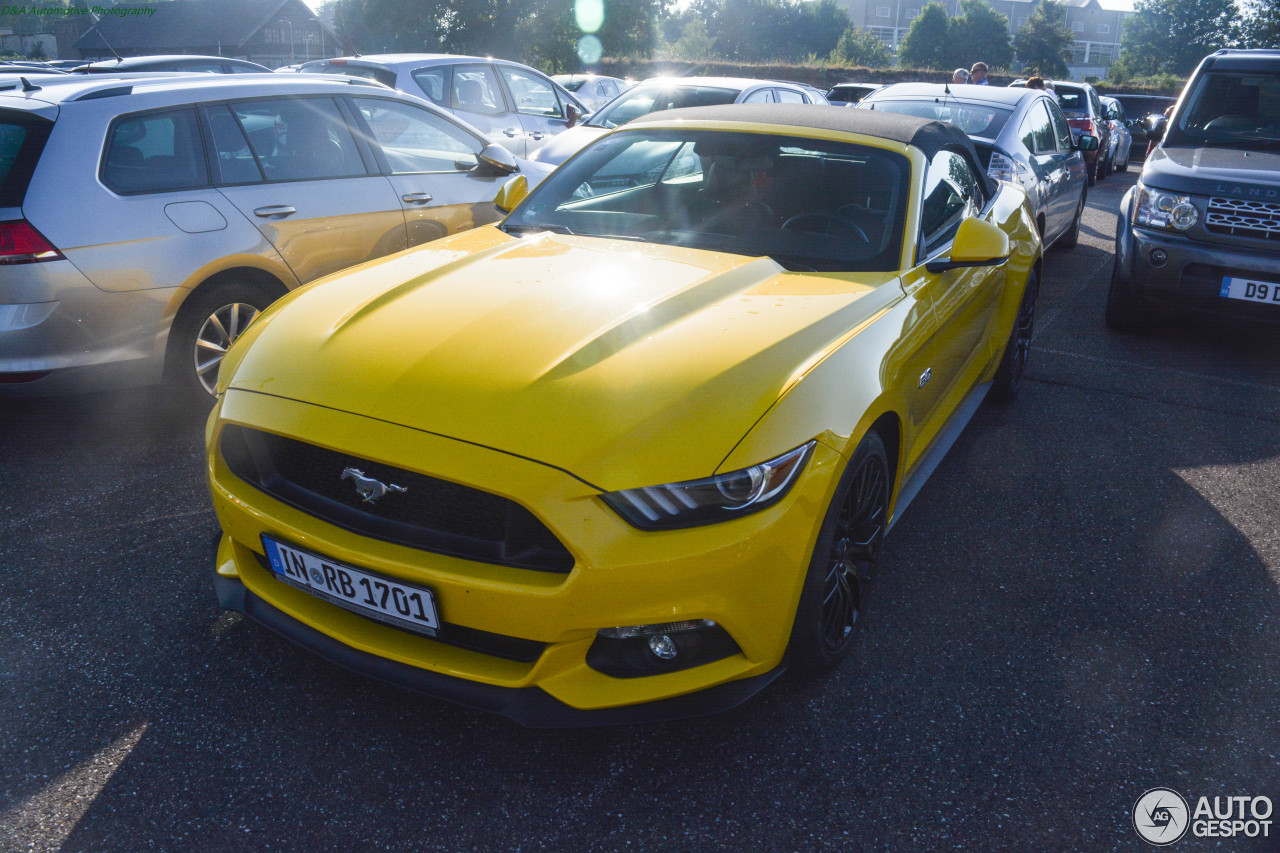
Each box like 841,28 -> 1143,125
299,54 -> 591,158
551,73 -> 632,110
530,77 -> 824,166
1100,95 -> 1133,174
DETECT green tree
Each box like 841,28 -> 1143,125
1112,0 -> 1238,78
1013,0 -> 1072,78
829,26 -> 893,68
948,0 -> 1013,71
671,17 -> 717,59
898,2 -> 951,71
1241,0 -> 1280,48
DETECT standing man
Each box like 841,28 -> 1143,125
970,62 -> 989,85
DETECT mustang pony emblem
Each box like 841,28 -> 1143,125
340,467 -> 407,504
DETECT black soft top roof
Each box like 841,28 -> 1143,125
630,103 -> 995,195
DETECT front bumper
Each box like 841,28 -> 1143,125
208,388 -> 845,725
1115,222 -> 1280,322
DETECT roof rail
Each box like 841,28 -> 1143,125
71,85 -> 134,101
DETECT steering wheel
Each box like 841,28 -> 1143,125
781,213 -> 869,243
1204,115 -> 1254,132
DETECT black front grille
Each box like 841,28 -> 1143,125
222,425 -> 574,573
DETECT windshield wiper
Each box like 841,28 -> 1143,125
501,223 -> 574,235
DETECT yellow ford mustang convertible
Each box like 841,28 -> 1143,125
207,105 -> 1043,726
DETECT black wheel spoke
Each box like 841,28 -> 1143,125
819,453 -> 887,652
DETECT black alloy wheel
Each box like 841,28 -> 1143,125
991,271 -> 1039,401
789,432 -> 890,672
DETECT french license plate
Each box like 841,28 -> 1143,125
1220,275 -> 1280,305
261,536 -> 439,636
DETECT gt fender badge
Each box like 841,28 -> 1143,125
341,467 -> 407,504
919,367 -> 932,388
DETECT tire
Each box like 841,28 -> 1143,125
990,270 -> 1038,402
1058,188 -> 1086,250
1104,268 -> 1149,332
167,280 -> 274,402
788,431 -> 890,673
1116,146 -> 1129,173
1087,155 -> 1097,187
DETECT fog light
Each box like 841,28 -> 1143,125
588,619 -> 740,678
648,634 -> 678,660
1149,249 -> 1168,267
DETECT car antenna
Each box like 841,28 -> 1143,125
85,8 -> 125,63
18,76 -> 40,92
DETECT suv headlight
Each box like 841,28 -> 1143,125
601,441 -> 815,530
1133,181 -> 1199,231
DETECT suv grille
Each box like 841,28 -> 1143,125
222,425 -> 574,573
1206,197 -> 1280,242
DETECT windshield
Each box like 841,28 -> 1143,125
1167,70 -> 1280,149
311,63 -> 397,88
863,99 -> 1013,139
585,85 -> 739,129
501,129 -> 909,272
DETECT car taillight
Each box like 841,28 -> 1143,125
1069,118 -> 1096,135
0,220 -> 63,264
988,150 -> 1021,183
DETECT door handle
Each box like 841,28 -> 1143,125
253,205 -> 296,219
401,192 -> 433,205
503,127 -> 520,137
529,131 -> 545,141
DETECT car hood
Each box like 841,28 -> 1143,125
530,125 -> 608,166
225,226 -> 895,489
1142,146 -> 1280,197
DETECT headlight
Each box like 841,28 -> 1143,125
601,441 -> 815,530
1133,181 -> 1199,231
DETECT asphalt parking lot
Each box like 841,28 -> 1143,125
2,167 -> 1279,852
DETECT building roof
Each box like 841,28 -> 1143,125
74,0 -> 334,53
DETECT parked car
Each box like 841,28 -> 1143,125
0,73 -> 551,400
1108,49 -> 1280,330
551,73 -> 631,110
1106,93 -> 1178,157
206,104 -> 1043,726
298,55 -> 591,157
1100,96 -> 1133,173
773,80 -> 831,105
826,82 -> 883,106
530,77 -> 824,166
860,82 -> 1095,249
73,55 -> 271,74
1011,78 -> 1110,185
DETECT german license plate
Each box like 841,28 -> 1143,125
261,536 -> 439,636
1221,275 -> 1280,305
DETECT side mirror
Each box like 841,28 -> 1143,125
1144,115 -> 1167,142
925,217 -> 1010,273
478,143 -> 519,176
565,103 -> 582,129
493,175 -> 529,215
1076,133 -> 1099,152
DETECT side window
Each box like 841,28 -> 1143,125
1046,100 -> 1073,151
742,89 -> 773,104
102,108 -> 209,194
776,88 -> 806,104
1018,112 -> 1037,152
498,66 -> 563,118
1030,101 -> 1057,153
921,149 -> 980,249
410,67 -> 449,107
451,65 -> 506,116
353,97 -> 482,174
234,97 -> 367,182
205,104 -> 264,184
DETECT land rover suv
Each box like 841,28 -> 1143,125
1108,49 -> 1280,329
